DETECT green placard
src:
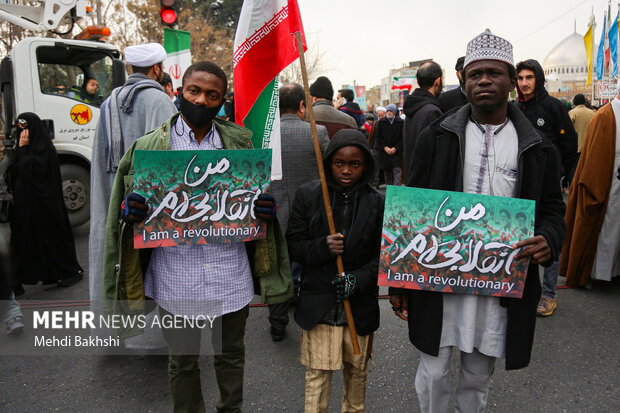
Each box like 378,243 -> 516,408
132,149 -> 271,249
378,186 -> 536,298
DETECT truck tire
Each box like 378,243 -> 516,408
60,164 -> 90,227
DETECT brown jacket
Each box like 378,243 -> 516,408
308,99 -> 356,138
560,103 -> 616,286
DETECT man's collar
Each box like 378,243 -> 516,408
174,115 -> 216,143
313,99 -> 334,107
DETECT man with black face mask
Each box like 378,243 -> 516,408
89,42 -> 177,352
103,61 -> 292,413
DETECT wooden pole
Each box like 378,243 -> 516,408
294,31 -> 361,355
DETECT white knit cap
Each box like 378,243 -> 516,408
125,43 -> 167,67
464,29 -> 513,68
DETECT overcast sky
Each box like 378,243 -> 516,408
296,0 -> 613,89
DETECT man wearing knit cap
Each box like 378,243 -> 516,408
308,76 -> 357,138
389,29 -> 565,412
89,42 -> 177,350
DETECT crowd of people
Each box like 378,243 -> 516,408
2,25 -> 619,413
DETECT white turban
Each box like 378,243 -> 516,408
376,106 -> 387,112
124,43 -> 167,67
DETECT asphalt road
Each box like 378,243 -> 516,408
0,221 -> 619,413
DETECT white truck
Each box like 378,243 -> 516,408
0,0 -> 126,226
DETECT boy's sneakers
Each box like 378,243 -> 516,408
536,297 -> 557,317
6,316 -> 24,335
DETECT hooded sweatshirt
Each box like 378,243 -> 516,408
516,59 -> 578,180
286,129 -> 383,335
403,88 -> 443,175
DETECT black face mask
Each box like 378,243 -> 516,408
179,94 -> 221,127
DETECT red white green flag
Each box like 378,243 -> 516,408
163,28 -> 192,91
233,0 -> 306,179
391,76 -> 415,90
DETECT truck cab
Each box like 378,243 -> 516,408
1,37 -> 125,226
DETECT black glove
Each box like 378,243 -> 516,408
254,193 -> 277,221
617,165 -> 620,181
332,273 -> 358,302
120,192 -> 149,224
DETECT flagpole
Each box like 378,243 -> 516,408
593,10 -> 597,104
294,31 -> 361,355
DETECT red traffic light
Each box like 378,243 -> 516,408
160,7 -> 177,26
159,0 -> 178,27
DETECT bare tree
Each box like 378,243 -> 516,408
279,41 -> 325,86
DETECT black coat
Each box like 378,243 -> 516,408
287,130 -> 383,336
402,88 -> 443,177
373,116 -> 404,169
391,103 -> 565,370
438,86 -> 469,113
8,113 -> 82,285
516,59 -> 578,182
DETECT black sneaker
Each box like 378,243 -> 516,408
270,327 -> 285,342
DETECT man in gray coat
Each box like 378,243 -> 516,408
89,43 -> 177,349
268,82 -> 329,341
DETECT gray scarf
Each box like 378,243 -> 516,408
101,74 -> 164,172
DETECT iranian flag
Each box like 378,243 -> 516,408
391,76 -> 415,90
163,28 -> 192,91
233,0 -> 306,180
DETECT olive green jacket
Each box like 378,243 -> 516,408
102,114 -> 293,337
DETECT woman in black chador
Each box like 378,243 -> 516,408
9,112 -> 83,287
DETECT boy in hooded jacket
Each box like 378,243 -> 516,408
286,129 -> 384,413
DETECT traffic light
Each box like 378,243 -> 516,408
160,0 -> 179,27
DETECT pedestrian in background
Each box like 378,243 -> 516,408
308,76 -> 357,138
402,60 -> 443,178
373,103 -> 403,186
561,82 -> 620,288
267,82 -> 329,342
438,56 -> 469,112
568,93 -> 595,153
8,113 -> 83,290
516,58 -> 578,317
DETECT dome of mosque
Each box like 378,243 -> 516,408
541,31 -> 588,83
543,32 -> 587,69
